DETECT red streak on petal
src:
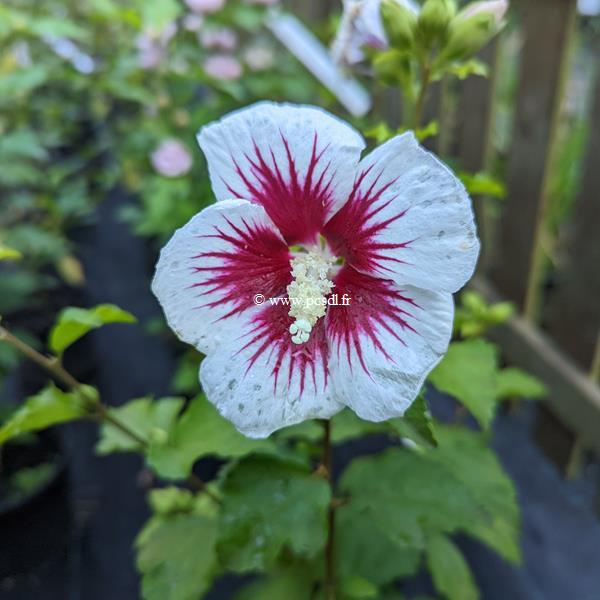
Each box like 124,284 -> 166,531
190,214 -> 291,317
238,302 -> 329,395
326,267 -> 419,375
223,132 -> 335,245
324,167 -> 412,274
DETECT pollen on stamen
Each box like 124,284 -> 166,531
287,251 -> 335,345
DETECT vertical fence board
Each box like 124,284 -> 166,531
491,0 -> 577,313
546,63 -> 600,371
453,40 -> 499,273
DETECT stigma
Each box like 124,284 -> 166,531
287,250 -> 335,345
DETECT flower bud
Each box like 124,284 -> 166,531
460,0 -> 508,26
417,0 -> 456,48
438,9 -> 498,63
381,0 -> 417,52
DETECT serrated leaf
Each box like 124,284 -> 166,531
96,396 -> 184,455
147,394 -> 273,480
426,533 -> 479,600
218,455 -> 331,572
148,487 -> 195,516
496,368 -> 546,400
136,509 -> 218,600
0,384 -> 90,444
429,426 -> 521,564
49,303 -> 137,355
429,339 -> 499,429
336,501 -> 421,586
340,448 -> 481,550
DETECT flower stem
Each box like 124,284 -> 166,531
322,419 -> 336,600
413,61 -> 432,130
0,324 -> 220,503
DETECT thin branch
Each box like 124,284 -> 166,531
0,324 -> 219,503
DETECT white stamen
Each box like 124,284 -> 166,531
287,250 -> 335,345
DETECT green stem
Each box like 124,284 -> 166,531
322,419 -> 336,600
413,62 -> 432,130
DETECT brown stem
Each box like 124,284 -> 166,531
322,419 -> 336,600
0,326 -> 81,390
0,324 -> 219,503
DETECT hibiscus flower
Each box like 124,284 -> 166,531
152,102 -> 479,438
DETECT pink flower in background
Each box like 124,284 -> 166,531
152,103 -> 479,437
150,139 -> 193,177
185,0 -> 226,14
136,22 -> 177,70
243,45 -> 275,71
199,28 -> 238,51
203,55 -> 243,80
183,13 -> 204,32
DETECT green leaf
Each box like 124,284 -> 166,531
447,58 -> 489,80
148,487 -> 195,516
218,455 -> 331,572
0,244 -> 22,261
390,394 -> 436,447
429,426 -> 521,564
426,533 -> 479,600
340,576 -> 378,599
0,384 -> 90,444
147,394 -> 273,480
496,368 -> 546,400
234,565 -> 315,600
136,507 -> 218,600
340,448 -> 481,550
336,501 -> 421,586
429,339 -> 499,429
49,304 -> 137,355
96,396 -> 184,455
277,411 -> 385,445
458,171 -> 506,199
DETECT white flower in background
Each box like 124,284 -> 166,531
199,28 -> 238,51
185,0 -> 226,14
150,139 -> 193,177
243,44 -> 275,71
332,0 -> 419,65
203,55 -> 243,80
152,102 -> 479,437
577,0 -> 600,15
43,36 -> 96,74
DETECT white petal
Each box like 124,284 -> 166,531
152,199 -> 288,355
350,132 -> 479,293
197,101 -> 365,242
329,285 -> 454,422
200,319 -> 343,438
